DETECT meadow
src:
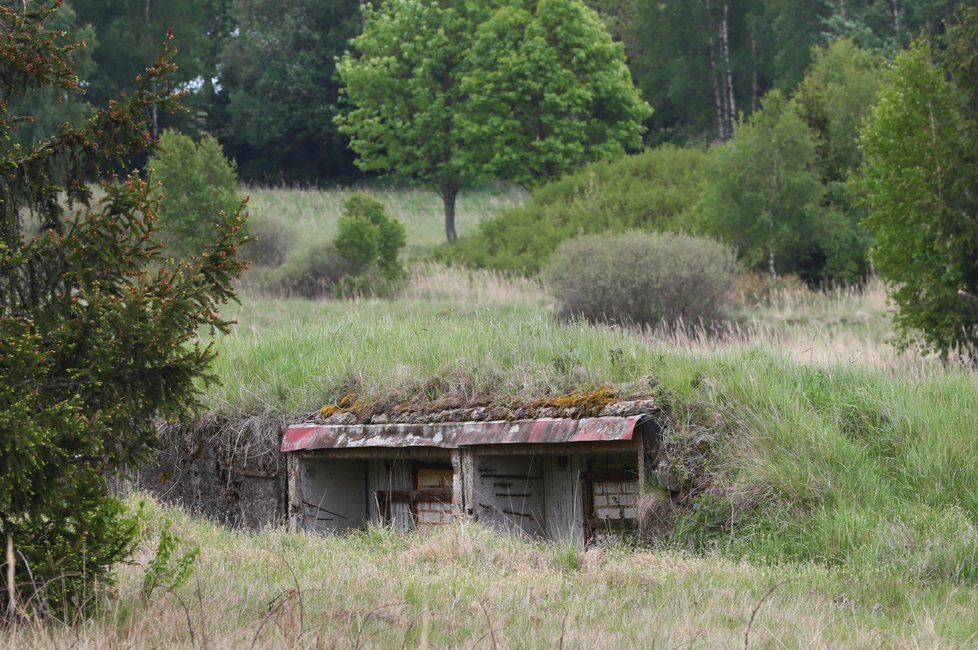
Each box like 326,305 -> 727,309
6,184 -> 978,647
5,495 -> 976,647
246,184 -> 526,260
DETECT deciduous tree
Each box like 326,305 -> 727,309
337,0 -> 649,243
695,91 -> 825,279
855,11 -> 978,354
460,0 -> 649,186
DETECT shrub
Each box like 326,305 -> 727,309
335,193 -> 406,279
149,130 -> 244,257
270,242 -> 351,298
240,212 -> 296,267
544,231 -> 738,326
436,145 -> 711,274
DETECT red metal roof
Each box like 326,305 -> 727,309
281,416 -> 644,453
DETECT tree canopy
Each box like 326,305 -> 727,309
695,91 -> 826,279
217,0 -> 362,181
460,0 -> 649,186
337,0 -> 649,243
855,11 -> 978,354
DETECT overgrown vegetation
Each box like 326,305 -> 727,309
263,193 -> 407,299
2,494 -> 975,647
439,145 -> 709,274
545,231 -> 737,327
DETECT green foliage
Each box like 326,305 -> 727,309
8,1 -> 98,147
630,0 -> 753,143
695,91 -> 862,283
336,0 -> 490,242
439,146 -> 710,274
674,494 -> 732,549
335,193 -> 406,280
855,23 -> 978,354
269,242 -> 351,299
0,6 -> 247,616
71,0 -> 211,135
792,39 -> 883,179
148,130 -> 243,257
217,0 -> 361,181
459,0 -> 650,186
141,521 -> 199,600
268,195 -> 406,300
544,231 -> 738,326
337,0 -> 649,242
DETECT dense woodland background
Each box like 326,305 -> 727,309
25,0 -> 975,182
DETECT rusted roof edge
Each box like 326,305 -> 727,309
281,415 -> 647,453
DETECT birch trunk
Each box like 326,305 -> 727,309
721,1 -> 736,127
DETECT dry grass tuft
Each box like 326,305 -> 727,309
637,491 -> 679,542
403,262 -> 549,306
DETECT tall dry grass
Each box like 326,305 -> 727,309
644,277 -> 975,378
3,496 -> 975,648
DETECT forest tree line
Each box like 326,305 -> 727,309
17,0 -> 975,183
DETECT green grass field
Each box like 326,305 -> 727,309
246,183 -> 526,259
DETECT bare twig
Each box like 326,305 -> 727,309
744,580 -> 792,650
250,589 -> 295,650
166,588 -> 197,649
195,574 -> 209,650
478,600 -> 497,650
401,612 -> 422,650
279,554 -> 305,635
355,603 -> 406,650
558,609 -> 570,650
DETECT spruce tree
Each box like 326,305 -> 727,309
0,3 -> 247,617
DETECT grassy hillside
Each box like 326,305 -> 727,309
15,187 -> 975,646
4,495 -> 975,647
191,265 -> 978,592
208,272 -> 960,418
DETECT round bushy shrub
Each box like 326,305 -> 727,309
240,212 -> 296,267
544,231 -> 738,326
335,193 -> 406,279
270,242 -> 350,298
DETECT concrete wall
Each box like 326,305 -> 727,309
286,443 -> 645,542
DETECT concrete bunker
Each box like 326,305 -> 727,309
283,414 -> 659,544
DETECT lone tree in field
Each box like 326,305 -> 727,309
856,8 -> 978,355
336,0 -> 650,243
0,4 -> 247,616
